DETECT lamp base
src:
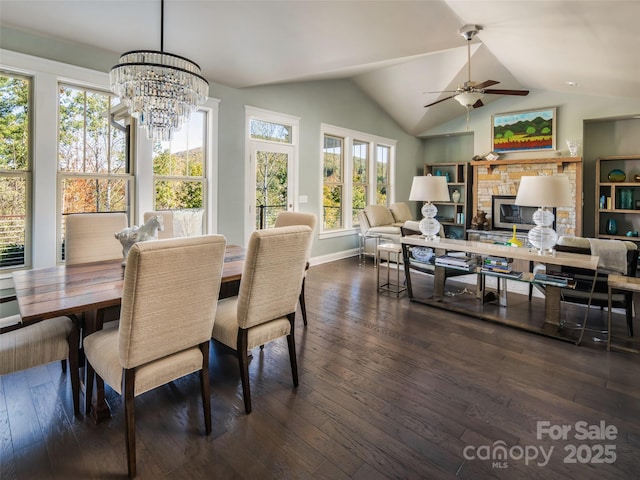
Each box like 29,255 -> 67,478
527,224 -> 558,256
419,202 -> 442,240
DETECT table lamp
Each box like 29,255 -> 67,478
515,174 -> 572,255
409,174 -> 451,240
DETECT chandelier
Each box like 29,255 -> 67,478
109,0 -> 209,142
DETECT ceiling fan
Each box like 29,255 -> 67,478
424,24 -> 529,109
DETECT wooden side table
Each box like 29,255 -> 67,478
607,274 -> 640,353
377,243 -> 406,297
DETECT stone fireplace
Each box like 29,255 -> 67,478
471,157 -> 583,237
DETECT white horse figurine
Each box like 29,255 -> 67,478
114,214 -> 164,265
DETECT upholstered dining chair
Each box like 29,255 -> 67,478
144,209 -> 204,239
274,211 -> 317,326
212,225 -> 313,414
65,212 -> 128,264
65,212 -> 129,328
83,235 -> 226,478
1,300 -> 80,415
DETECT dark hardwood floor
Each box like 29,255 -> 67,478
2,257 -> 639,479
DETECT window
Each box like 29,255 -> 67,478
323,135 -> 344,230
321,124 -> 396,235
58,83 -> 131,260
352,140 -> 369,225
0,72 -> 31,269
153,110 -> 208,215
376,144 -> 391,205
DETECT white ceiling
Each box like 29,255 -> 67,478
1,0 -> 639,136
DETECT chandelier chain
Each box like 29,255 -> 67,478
109,0 -> 209,142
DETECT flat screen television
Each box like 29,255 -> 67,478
491,195 -> 555,232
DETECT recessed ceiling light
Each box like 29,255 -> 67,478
565,81 -> 579,87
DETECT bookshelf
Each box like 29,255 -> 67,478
423,162 -> 472,240
595,155 -> 640,242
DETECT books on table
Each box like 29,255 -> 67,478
480,268 -> 523,279
481,256 -> 514,274
533,272 -> 573,287
435,255 -> 477,271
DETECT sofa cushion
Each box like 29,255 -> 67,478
389,202 -> 413,223
557,235 -> 637,251
364,205 -> 395,227
368,226 -> 402,238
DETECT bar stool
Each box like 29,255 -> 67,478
377,243 -> 406,297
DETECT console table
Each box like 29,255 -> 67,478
401,236 -> 599,341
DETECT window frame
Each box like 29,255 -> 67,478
151,107 -> 211,229
0,68 -> 35,274
244,106 -> 300,244
0,70 -> 32,270
319,123 -> 396,239
56,82 -> 134,262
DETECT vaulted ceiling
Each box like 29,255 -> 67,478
1,0 -> 639,136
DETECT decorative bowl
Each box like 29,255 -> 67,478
608,169 -> 626,182
411,247 -> 433,263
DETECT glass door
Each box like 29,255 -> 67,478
250,141 -> 295,230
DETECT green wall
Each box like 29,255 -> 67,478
209,79 -> 423,255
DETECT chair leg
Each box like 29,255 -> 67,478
236,328 -> 252,414
299,276 -> 308,326
576,273 -> 599,346
625,293 -> 634,337
286,313 -> 299,387
85,360 -> 95,415
199,342 -> 212,435
124,369 -> 136,478
67,321 -> 80,415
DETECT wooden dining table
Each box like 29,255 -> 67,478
13,244 -> 245,324
12,244 -> 245,422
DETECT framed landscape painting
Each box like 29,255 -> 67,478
492,107 -> 556,153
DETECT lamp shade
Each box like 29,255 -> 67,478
409,175 -> 451,202
515,175 -> 572,207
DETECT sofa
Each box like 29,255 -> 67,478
357,204 -> 412,244
357,203 -> 414,261
554,235 -> 638,338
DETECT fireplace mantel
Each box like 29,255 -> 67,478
471,156 -> 581,171
471,156 -> 583,237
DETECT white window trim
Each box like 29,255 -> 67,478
319,123 -> 396,240
244,106 -> 300,244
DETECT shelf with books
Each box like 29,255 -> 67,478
423,162 -> 472,240
533,272 -> 576,288
434,254 -> 477,272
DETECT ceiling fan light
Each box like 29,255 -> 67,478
455,91 -> 483,107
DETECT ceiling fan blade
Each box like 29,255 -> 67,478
483,88 -> 530,96
423,90 -> 458,94
472,99 -> 484,109
473,80 -> 500,89
424,95 -> 456,108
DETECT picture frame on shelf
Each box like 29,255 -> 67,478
491,107 -> 556,153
